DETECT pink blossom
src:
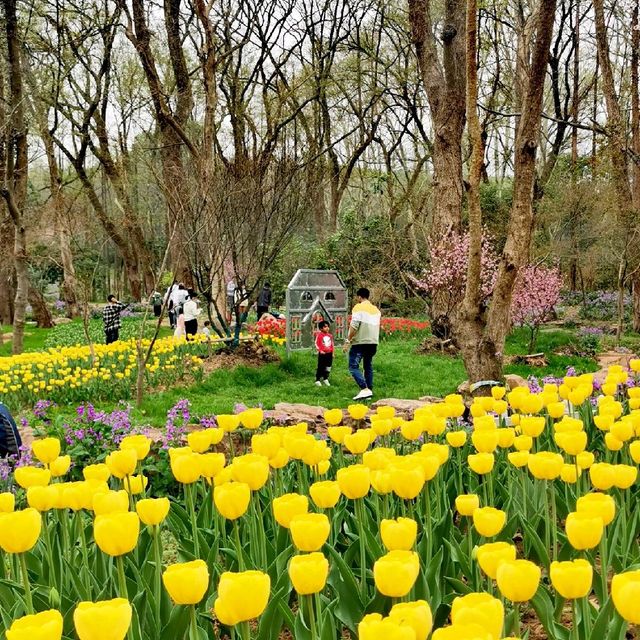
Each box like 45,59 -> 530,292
511,264 -> 562,328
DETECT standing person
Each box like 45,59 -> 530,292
343,287 -> 380,400
257,282 -> 272,320
165,283 -> 177,328
151,291 -> 162,317
226,279 -> 236,324
183,290 -> 201,337
0,402 -> 21,459
102,295 -> 127,345
315,320 -> 334,387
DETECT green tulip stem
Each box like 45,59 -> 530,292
314,593 -> 323,639
520,470 -> 527,521
116,554 -> 128,598
238,620 -> 250,640
423,486 -> 433,564
307,594 -> 318,640
571,599 -> 579,640
18,553 -> 34,615
186,484 -> 200,558
599,534 -> 608,601
580,596 -> 592,638
549,483 -> 557,562
355,498 -> 367,601
511,602 -> 520,637
189,605 -> 198,640
228,432 -> 235,459
234,520 -> 245,571
125,476 -> 135,511
153,526 -> 163,632
76,513 -> 92,596
456,449 -> 463,495
543,481 -> 551,564
0,551 -> 5,580
41,514 -> 57,591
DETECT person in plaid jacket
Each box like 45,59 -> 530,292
102,295 -> 128,344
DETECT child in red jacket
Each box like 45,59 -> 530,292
315,320 -> 334,387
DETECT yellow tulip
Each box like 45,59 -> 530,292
371,469 -> 393,494
344,429 -> 372,454
251,433 -> 280,460
527,452 -> 563,480
401,420 -> 424,441
93,488 -> 128,515
630,440 -> 640,463
451,592 -> 504,640
576,451 -> 595,469
377,405 -> 396,419
560,464 -> 580,484
214,482 -> 251,520
269,448 -> 290,469
472,507 -> 506,538
49,455 -> 71,478
217,414 -> 240,432
550,559 -> 592,599
200,453 -> 226,479
208,428 -> 225,445
520,416 -> 545,437
163,559 -> 209,604
472,429 -> 499,454
589,462 -> 615,490
324,409 -> 343,426
468,453 -> 494,475
0,508 -> 42,553
73,598 -> 132,640
231,453 -> 270,490
170,451 -> 202,484
411,452 -> 440,481
93,512 -> 140,556
565,511 -> 603,550
239,408 -> 264,430
594,414 -> 614,431
512,435 -> 532,452
289,513 -> 330,551
605,433 -> 624,451
187,430 -> 213,453
576,492 -> 616,525
547,401 -> 566,419
476,541 -> 517,580
358,613 -> 417,640
491,386 -> 506,400
611,420 -> 634,442
83,463 -> 111,482
213,570 -> 271,625
446,431 -> 467,447
119,434 -> 151,460
363,448 -> 395,471
612,464 -> 637,489
106,449 -> 137,479
388,600 -> 433,640
496,428 -> 515,448
373,550 -> 420,597
124,474 -> 147,495
420,443 -> 450,464
348,404 -> 369,421
337,464 -> 370,499
0,491 -> 15,512
455,494 -> 480,517
372,418 -> 394,436
31,438 -> 61,464
14,466 -> 51,489
27,486 -> 59,512
391,460 -> 425,500
381,517 -> 417,551
272,493 -> 309,528
5,609 -> 63,640
507,451 -> 529,468
327,426 -> 352,444
555,431 -> 587,456
309,481 -> 341,509
136,497 -> 170,526
288,552 -> 329,594
496,559 -> 541,602
611,570 -> 640,624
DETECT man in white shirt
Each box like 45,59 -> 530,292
226,280 -> 236,323
183,290 -> 201,337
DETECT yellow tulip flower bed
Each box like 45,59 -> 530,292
0,335 -> 209,407
1,362 -> 640,639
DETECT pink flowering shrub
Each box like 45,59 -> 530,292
511,264 -> 563,351
410,231 -> 499,315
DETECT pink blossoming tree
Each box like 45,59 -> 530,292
511,264 -> 563,352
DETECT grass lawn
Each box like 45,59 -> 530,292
6,321 -> 640,426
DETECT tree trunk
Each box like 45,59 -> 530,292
1,0 -> 29,355
0,219 -> 14,324
28,286 -> 54,328
633,274 -> 640,333
631,0 -> 640,332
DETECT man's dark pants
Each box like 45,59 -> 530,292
105,328 -> 119,345
348,344 -> 377,390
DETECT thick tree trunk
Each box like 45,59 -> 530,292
631,0 -> 640,332
633,275 -> 640,333
0,219 -> 14,324
28,286 -> 54,328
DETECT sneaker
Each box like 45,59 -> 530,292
353,388 -> 373,400
315,381 -> 322,387
323,379 -> 331,387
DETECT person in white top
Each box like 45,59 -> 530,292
183,290 -> 202,338
226,280 -> 236,323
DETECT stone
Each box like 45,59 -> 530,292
504,374 -> 529,389
596,351 -> 636,370
371,398 -> 438,417
272,402 -> 328,426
